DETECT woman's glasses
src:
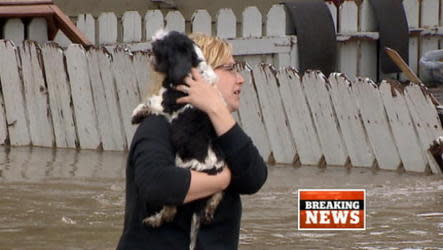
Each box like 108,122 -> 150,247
215,63 -> 242,76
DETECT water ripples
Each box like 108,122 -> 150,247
0,147 -> 442,249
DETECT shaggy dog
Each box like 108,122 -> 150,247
131,30 -> 226,250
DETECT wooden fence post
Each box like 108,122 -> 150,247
352,77 -> 402,170
122,11 -> 142,43
28,17 -> 48,44
192,9 -> 212,35
338,0 -> 358,80
237,67 -> 272,161
328,73 -> 374,167
266,5 -> 286,37
402,0 -> 420,78
241,6 -> 262,66
111,48 -> 141,145
253,65 -> 296,164
419,0 -> 440,77
98,12 -> 118,45
217,8 -> 236,39
359,0 -> 378,80
404,84 -> 443,174
302,71 -> 348,166
379,81 -> 428,172
145,10 -> 164,40
19,41 -> 55,147
243,6 -> 261,38
3,18 -> 25,46
97,49 -> 128,150
40,42 -> 77,148
53,30 -> 71,47
279,69 -> 322,166
77,14 -> 96,45
266,5 -> 292,68
132,51 -> 151,100
87,48 -> 126,151
65,45 -> 101,150
165,10 -> 185,33
0,40 -> 30,146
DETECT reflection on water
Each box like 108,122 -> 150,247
0,147 -> 126,181
0,146 -> 442,249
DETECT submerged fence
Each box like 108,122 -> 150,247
0,40 -> 441,174
1,1 -> 443,81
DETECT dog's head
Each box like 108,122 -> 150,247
151,30 -> 201,87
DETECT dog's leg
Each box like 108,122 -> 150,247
202,192 -> 223,224
142,205 -> 177,227
189,213 -> 201,250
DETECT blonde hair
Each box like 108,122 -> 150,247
145,33 -> 232,98
188,33 -> 233,69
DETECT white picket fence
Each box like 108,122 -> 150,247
1,1 -> 443,81
0,40 -> 441,174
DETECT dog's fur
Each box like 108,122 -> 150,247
131,30 -> 226,250
429,136 -> 443,172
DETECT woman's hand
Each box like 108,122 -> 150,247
176,68 -> 236,136
176,68 -> 226,115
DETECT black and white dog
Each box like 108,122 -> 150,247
131,30 -> 226,250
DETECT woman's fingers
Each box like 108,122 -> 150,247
191,68 -> 203,81
176,96 -> 190,104
184,75 -> 194,85
184,68 -> 204,86
176,84 -> 189,94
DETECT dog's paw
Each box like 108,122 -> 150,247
143,216 -> 163,228
201,209 -> 215,224
429,136 -> 443,171
433,136 -> 443,146
131,113 -> 147,125
201,192 -> 223,224
142,206 -> 177,227
131,103 -> 150,124
430,136 -> 443,155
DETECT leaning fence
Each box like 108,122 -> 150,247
0,40 -> 441,174
1,1 -> 443,81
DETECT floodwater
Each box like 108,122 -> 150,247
0,146 -> 442,250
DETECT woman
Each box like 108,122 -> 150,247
117,33 -> 267,250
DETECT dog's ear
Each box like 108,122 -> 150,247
166,33 -> 198,84
151,39 -> 171,74
167,48 -> 194,85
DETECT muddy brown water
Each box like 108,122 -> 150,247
0,146 -> 442,249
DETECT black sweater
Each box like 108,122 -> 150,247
117,114 -> 267,250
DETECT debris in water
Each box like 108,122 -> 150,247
62,216 -> 77,224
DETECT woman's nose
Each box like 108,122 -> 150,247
237,73 -> 245,85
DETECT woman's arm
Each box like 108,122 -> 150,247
133,115 -> 231,207
215,124 -> 268,194
183,167 -> 231,203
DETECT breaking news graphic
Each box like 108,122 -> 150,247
298,189 -> 366,230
